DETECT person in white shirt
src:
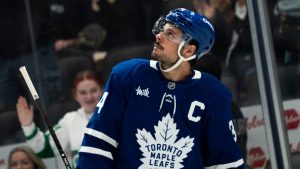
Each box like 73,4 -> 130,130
16,70 -> 103,169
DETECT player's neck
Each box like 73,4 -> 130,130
161,62 -> 191,81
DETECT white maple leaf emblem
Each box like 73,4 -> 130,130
136,113 -> 194,169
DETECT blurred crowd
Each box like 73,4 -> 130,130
1,0 -> 298,112
0,0 -> 299,111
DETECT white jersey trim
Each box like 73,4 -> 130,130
85,128 -> 118,148
150,60 -> 158,70
192,70 -> 202,79
204,158 -> 244,169
80,146 -> 113,160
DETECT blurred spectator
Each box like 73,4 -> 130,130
16,70 -> 104,169
8,145 -> 47,169
273,0 -> 300,66
98,0 -> 164,49
56,23 -> 107,60
194,0 -> 254,104
0,0 -> 89,111
193,0 -> 234,62
54,23 -> 106,101
63,0 -> 112,52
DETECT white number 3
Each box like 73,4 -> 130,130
229,120 -> 237,142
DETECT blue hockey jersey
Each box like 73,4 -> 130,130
77,59 -> 244,169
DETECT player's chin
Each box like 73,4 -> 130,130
150,51 -> 159,60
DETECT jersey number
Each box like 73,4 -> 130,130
229,120 -> 237,142
97,92 -> 109,113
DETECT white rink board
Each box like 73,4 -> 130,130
242,99 -> 300,169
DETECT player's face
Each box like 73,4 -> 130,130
10,151 -> 35,169
75,79 -> 103,114
151,23 -> 183,69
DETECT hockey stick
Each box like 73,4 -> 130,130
19,66 -> 72,169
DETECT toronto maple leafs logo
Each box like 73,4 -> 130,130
136,114 -> 194,169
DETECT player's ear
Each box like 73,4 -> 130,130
183,44 -> 196,58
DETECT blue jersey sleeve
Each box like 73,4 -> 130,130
77,65 -> 128,169
201,85 -> 244,168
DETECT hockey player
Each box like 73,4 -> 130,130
77,8 -> 245,169
16,70 -> 103,169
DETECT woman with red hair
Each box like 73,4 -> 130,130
16,70 -> 103,169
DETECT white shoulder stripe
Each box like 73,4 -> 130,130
192,70 -> 202,79
205,158 -> 244,169
80,146 -> 113,160
150,60 -> 158,70
85,128 -> 118,148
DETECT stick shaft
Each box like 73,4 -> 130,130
19,66 -> 72,169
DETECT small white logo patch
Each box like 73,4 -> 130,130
167,82 -> 176,90
136,86 -> 150,97
136,114 -> 194,169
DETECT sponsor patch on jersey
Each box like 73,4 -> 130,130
136,113 -> 194,169
136,86 -> 150,97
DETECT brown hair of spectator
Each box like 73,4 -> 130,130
8,146 -> 47,169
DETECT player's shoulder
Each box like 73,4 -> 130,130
196,71 -> 232,99
114,58 -> 149,69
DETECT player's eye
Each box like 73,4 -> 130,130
165,29 -> 175,38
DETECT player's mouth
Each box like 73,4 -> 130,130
154,42 -> 163,50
